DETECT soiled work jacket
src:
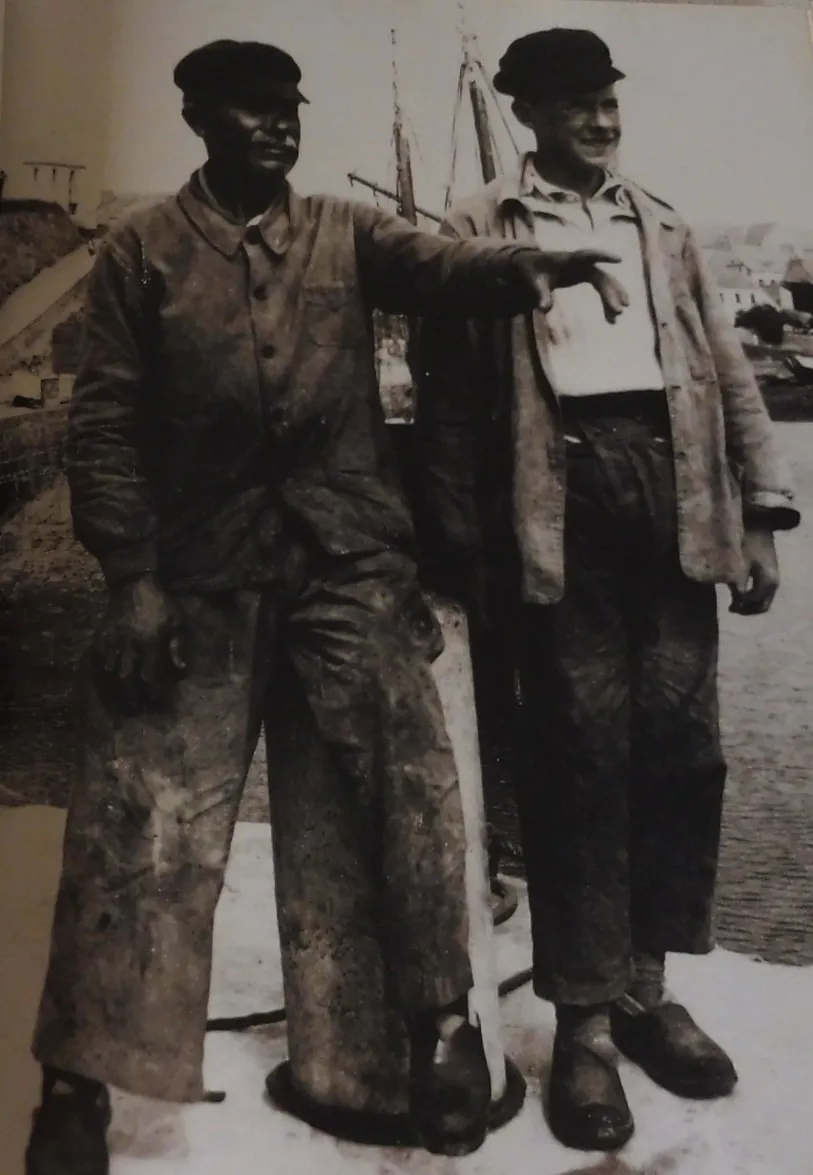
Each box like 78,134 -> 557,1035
415,168 -> 799,604
67,177 -> 540,590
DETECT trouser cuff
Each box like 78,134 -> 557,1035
533,966 -> 633,1007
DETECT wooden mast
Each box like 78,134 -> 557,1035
392,28 -> 418,225
464,32 -> 498,184
444,2 -> 519,207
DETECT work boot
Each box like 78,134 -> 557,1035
611,997 -> 738,1099
26,1068 -> 111,1175
547,1005 -> 634,1152
407,1001 -> 492,1156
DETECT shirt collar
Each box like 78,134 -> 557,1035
496,152 -> 680,230
519,153 -> 631,213
177,170 -> 299,258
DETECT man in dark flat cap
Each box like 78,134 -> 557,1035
23,38 -> 627,1173
415,26 -> 799,1153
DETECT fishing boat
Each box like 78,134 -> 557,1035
348,15 -> 519,422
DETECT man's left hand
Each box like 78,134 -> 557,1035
729,527 -> 780,615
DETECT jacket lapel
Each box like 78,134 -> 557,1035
624,185 -> 687,390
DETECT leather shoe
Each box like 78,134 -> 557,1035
611,999 -> 738,1099
547,1035 -> 634,1152
408,1014 -> 491,1156
26,1071 -> 111,1175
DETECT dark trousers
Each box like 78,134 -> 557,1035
513,401 -> 727,1005
33,543 -> 472,1102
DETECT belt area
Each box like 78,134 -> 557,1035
560,390 -> 671,444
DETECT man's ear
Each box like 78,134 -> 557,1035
512,99 -> 533,130
182,101 -> 206,139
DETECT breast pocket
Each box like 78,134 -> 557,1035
302,281 -> 366,350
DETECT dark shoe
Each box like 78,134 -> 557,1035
409,1014 -> 492,1156
611,999 -> 738,1099
547,1036 -> 634,1152
25,1070 -> 111,1175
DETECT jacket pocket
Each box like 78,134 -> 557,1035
302,281 -> 365,349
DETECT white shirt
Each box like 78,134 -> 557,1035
521,156 -> 665,397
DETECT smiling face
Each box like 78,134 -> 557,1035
185,93 -> 302,182
515,85 -> 621,185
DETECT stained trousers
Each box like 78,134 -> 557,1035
32,544 -> 472,1102
513,402 -> 727,1006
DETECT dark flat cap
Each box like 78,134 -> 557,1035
174,40 -> 308,104
494,29 -> 624,101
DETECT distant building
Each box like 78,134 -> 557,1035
709,259 -> 793,322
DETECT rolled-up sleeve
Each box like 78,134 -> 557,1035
66,231 -> 160,585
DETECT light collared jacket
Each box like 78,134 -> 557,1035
415,161 -> 799,604
66,176 -> 544,591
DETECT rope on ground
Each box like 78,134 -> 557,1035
205,966 -> 534,1034
202,963 -> 533,1103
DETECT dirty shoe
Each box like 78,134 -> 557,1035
26,1068 -> 111,1175
611,998 -> 738,1099
408,1008 -> 491,1156
547,1006 -> 634,1152
547,1034 -> 634,1152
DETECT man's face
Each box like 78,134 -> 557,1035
520,85 -> 621,173
189,94 -> 302,179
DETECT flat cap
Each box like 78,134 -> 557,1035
174,40 -> 309,105
494,29 -> 624,101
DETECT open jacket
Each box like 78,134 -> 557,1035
66,178 -> 542,591
415,168 -> 799,605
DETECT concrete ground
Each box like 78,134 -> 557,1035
1,807 -> 810,1175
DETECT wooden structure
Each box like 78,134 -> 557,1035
264,600 -> 525,1143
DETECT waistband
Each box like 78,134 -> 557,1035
559,390 -> 669,426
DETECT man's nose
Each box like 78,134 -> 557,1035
258,110 -> 296,132
593,108 -> 616,131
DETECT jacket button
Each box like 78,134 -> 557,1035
261,343 -> 276,359
244,225 -> 262,245
253,285 -> 268,301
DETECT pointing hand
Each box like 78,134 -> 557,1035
521,248 -> 630,323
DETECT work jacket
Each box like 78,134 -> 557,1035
66,177 -> 541,590
415,166 -> 799,604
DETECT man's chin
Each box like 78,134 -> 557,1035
579,145 -> 618,169
249,155 -> 298,179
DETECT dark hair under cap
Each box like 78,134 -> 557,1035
174,39 -> 309,105
494,28 -> 624,102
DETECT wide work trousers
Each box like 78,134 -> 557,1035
32,544 -> 472,1102
513,401 -> 728,1006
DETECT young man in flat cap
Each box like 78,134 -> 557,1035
23,38 -> 628,1172
415,27 -> 799,1153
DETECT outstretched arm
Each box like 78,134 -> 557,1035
353,202 -> 628,322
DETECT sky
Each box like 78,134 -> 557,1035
100,0 -> 813,231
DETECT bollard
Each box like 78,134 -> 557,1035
264,596 -> 524,1144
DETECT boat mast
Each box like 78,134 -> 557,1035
445,1 -> 519,208
464,32 -> 497,184
392,28 -> 418,226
